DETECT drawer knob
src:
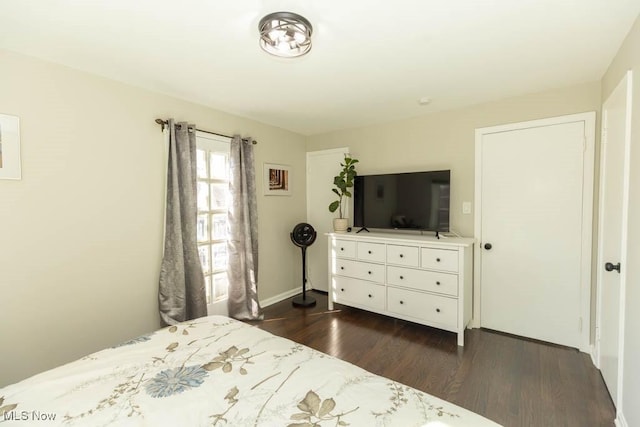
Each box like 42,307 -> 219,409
436,281 -> 441,285
368,294 -> 372,298
399,254 -> 404,258
368,271 -> 372,274
436,308 -> 441,313
400,275 -> 404,280
400,300 -> 404,305
436,258 -> 441,262
341,288 -> 344,292
340,266 -> 344,270
368,250 -> 372,254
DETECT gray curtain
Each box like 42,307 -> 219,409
228,135 -> 263,320
159,119 -> 207,326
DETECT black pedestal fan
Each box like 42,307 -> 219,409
290,222 -> 317,307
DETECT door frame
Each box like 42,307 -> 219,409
595,70 -> 633,413
473,112 -> 596,353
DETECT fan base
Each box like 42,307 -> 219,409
292,294 -> 316,307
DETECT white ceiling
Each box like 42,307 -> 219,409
1,1 -> 638,136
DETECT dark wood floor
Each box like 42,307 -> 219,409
247,291 -> 615,427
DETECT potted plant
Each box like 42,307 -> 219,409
328,155 -> 359,232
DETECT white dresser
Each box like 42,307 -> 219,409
327,232 -> 474,346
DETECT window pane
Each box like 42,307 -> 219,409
197,181 -> 210,211
205,275 -> 212,305
210,183 -> 228,210
212,214 -> 228,240
198,244 -> 211,274
213,272 -> 228,301
196,149 -> 208,179
212,242 -> 228,271
197,215 -> 209,242
210,153 -> 227,180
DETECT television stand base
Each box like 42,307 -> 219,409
356,227 -> 370,233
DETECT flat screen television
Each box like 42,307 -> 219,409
353,170 -> 450,232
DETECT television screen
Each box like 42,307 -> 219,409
354,170 -> 450,232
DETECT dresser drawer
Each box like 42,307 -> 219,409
333,276 -> 385,311
387,287 -> 457,327
421,247 -> 459,272
387,266 -> 458,296
357,242 -> 385,262
386,245 -> 419,267
334,259 -> 385,283
333,239 -> 356,258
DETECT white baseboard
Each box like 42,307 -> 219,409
260,287 -> 301,308
615,412 -> 628,427
590,344 -> 599,368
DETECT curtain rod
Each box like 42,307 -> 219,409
155,119 -> 257,144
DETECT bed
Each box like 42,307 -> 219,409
0,315 -> 500,426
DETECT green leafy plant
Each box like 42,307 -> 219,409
328,155 -> 359,219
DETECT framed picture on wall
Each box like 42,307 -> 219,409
0,114 -> 21,180
263,163 -> 291,196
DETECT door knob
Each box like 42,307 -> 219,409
605,262 -> 621,273
484,243 -> 492,250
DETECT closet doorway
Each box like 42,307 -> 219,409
306,148 -> 350,292
474,113 -> 595,351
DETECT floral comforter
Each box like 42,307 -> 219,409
0,315 -> 500,426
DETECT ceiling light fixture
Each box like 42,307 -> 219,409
258,12 -> 313,58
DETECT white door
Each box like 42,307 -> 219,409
476,113 -> 594,350
306,148 -> 349,292
597,71 -> 632,405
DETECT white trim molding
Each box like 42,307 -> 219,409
260,287 -> 303,308
615,413 -> 628,427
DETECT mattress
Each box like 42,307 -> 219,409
0,315 -> 500,426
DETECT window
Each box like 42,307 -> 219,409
195,132 -> 231,312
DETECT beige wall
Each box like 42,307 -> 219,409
601,13 -> 640,427
0,50 -> 306,386
602,13 -> 640,100
306,81 -> 601,237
